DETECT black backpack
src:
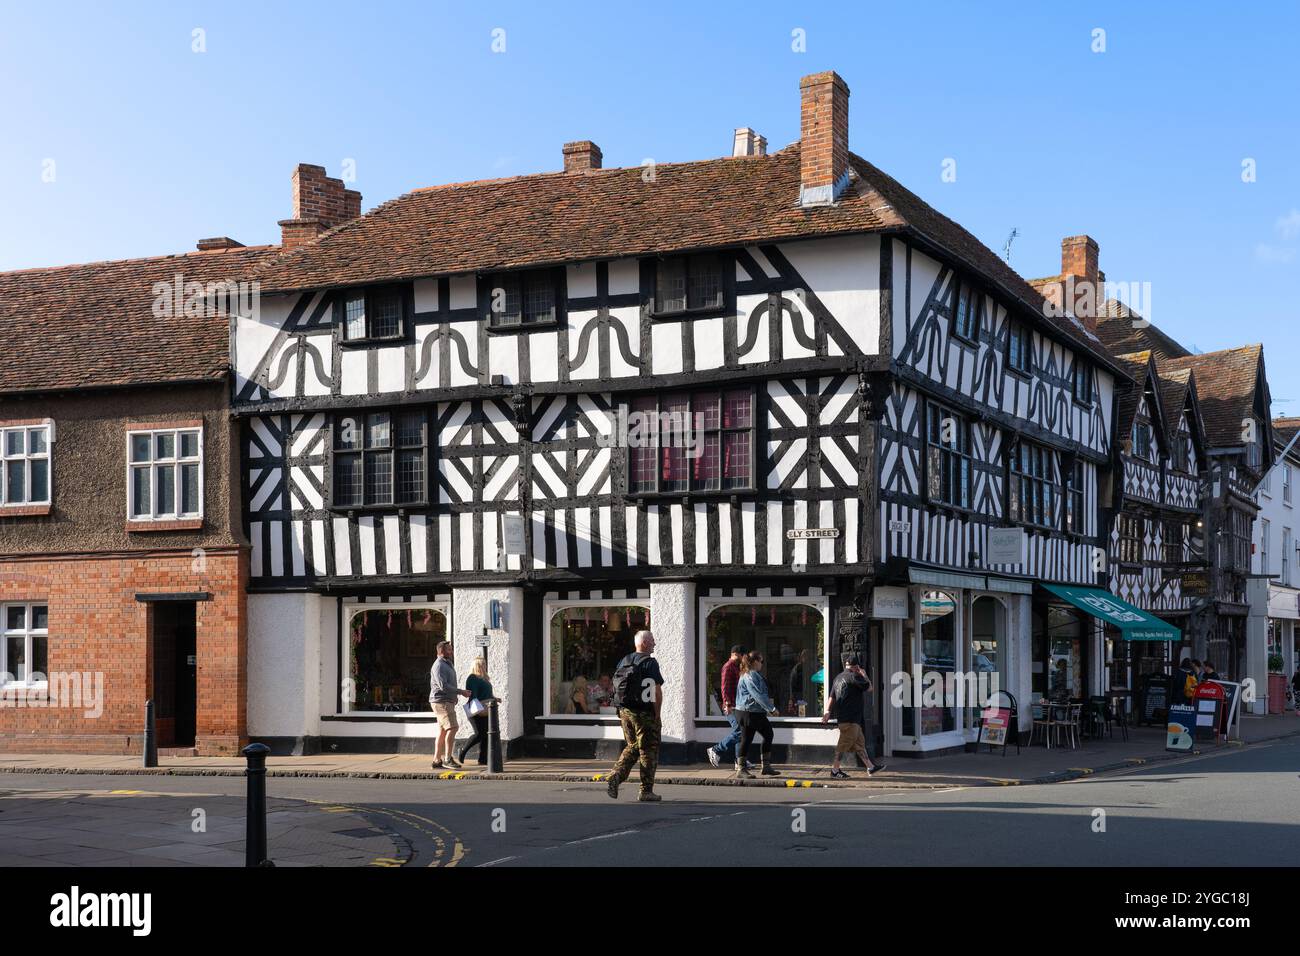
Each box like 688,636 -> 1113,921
611,653 -> 651,709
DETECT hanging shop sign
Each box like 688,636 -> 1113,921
871,586 -> 908,620
986,527 -> 1026,566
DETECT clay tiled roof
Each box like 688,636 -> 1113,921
1162,346 -> 1266,448
252,144 -> 1121,369
1156,366 -> 1195,437
1113,350 -> 1155,435
1095,301 -> 1192,361
0,245 -> 276,395
1274,416 -> 1300,450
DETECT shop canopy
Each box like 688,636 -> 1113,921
1041,585 -> 1181,641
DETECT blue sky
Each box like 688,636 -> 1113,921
3,1 -> 1297,409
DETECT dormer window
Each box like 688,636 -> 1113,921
338,285 -> 408,342
653,254 -> 724,316
484,268 -> 563,330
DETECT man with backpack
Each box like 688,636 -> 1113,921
606,629 -> 666,802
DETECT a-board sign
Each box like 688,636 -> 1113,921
981,708 -> 1009,746
1140,674 -> 1171,725
1192,684 -> 1223,742
1166,703 -> 1195,752
976,691 -> 1017,754
1209,680 -> 1241,738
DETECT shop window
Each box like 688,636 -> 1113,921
345,605 -> 446,712
1,602 -> 48,686
1046,605 -> 1084,700
918,591 -> 958,734
703,603 -> 825,718
548,604 -> 648,715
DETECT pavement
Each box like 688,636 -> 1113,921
1,713 -> 1296,790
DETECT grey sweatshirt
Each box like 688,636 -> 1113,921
429,657 -> 459,704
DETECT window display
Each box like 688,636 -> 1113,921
549,605 -> 648,715
347,606 -> 446,712
703,604 -> 824,717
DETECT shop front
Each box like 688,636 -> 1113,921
1034,584 -> 1180,720
877,570 -> 1029,756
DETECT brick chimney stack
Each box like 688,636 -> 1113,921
563,141 -> 603,173
1059,235 -> 1102,330
799,71 -> 850,207
278,163 -> 362,249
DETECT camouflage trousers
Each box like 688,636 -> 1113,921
611,708 -> 660,794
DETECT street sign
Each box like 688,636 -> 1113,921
786,528 -> 840,539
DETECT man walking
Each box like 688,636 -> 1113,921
429,640 -> 471,770
606,629 -> 666,802
707,644 -> 747,769
822,655 -> 886,778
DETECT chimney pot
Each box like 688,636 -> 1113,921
732,127 -> 767,157
563,141 -> 603,173
799,71 -> 850,207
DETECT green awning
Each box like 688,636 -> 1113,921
1042,585 -> 1181,641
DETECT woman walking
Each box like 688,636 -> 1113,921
733,652 -> 781,779
456,658 -> 498,766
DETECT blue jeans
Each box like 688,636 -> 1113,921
714,711 -> 742,759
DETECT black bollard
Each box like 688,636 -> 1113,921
485,699 -> 504,773
143,699 -> 157,768
242,743 -> 274,867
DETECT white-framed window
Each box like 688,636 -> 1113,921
127,427 -> 203,520
545,600 -> 650,717
1285,464 -> 1293,505
0,423 -> 51,506
699,597 -> 829,720
341,601 -> 449,715
1260,519 -> 1270,574
1284,528 -> 1293,587
2,602 -> 48,686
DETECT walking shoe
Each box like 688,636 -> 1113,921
445,756 -> 463,769
637,792 -> 662,802
707,747 -> 721,768
606,773 -> 620,799
431,760 -> 445,770
871,762 -> 888,774
760,758 -> 780,777
734,760 -> 755,780
829,768 -> 850,780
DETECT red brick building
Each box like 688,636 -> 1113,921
0,242 -> 274,754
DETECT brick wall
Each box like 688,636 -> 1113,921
0,546 -> 247,755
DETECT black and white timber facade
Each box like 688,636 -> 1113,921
233,72 -> 1130,758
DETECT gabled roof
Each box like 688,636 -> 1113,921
1155,366 -> 1194,436
0,245 -> 276,396
1113,350 -> 1168,453
1162,345 -> 1270,451
250,144 -> 1123,371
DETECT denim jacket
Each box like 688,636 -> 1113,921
735,671 -> 776,714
